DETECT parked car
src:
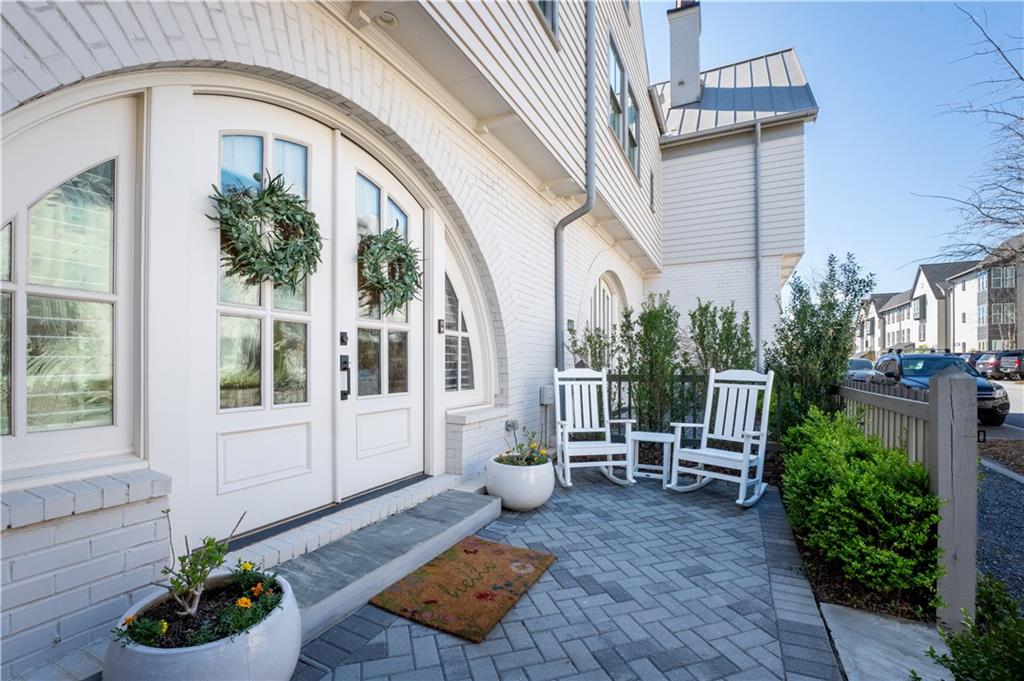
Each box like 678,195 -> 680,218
960,352 -> 987,368
998,351 -> 1024,381
975,352 -> 1006,378
846,358 -> 875,382
872,352 -> 1010,426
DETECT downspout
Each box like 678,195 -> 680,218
555,0 -> 597,371
753,120 -> 763,371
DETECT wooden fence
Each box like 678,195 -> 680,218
840,369 -> 977,630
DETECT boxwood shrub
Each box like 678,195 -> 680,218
782,408 -> 942,601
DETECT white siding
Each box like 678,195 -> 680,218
949,275 -> 980,352
660,122 -> 805,266
420,0 -> 663,267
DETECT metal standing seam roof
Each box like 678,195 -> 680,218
652,48 -> 818,139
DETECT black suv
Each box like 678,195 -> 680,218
872,352 -> 1010,426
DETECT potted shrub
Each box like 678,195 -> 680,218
104,513 -> 300,681
486,428 -> 555,511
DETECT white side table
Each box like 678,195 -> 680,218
627,431 -> 676,488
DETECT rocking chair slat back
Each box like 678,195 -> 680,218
555,369 -> 608,436
702,368 -> 774,446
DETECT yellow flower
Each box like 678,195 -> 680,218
159,620 -> 168,636
530,441 -> 538,449
122,615 -> 137,627
239,561 -> 254,572
236,597 -> 252,608
539,448 -> 547,456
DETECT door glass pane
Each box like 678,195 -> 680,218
1,222 -> 11,282
221,135 -> 263,191
28,160 -> 114,293
460,337 -> 475,390
386,199 -> 409,322
274,139 -> 308,199
357,175 -> 381,319
273,279 -> 306,311
274,320 -> 307,404
26,296 -> 113,431
219,316 -> 261,409
357,328 -> 381,396
220,135 -> 263,306
445,335 -> 458,391
388,330 -> 408,394
1,292 -> 10,435
444,276 -> 459,331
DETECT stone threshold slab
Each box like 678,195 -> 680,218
275,490 -> 501,642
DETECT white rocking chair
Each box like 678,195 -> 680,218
553,368 -> 635,487
668,368 -> 775,507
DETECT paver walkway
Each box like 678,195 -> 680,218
293,472 -> 842,681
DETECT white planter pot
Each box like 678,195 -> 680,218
104,571 -> 300,681
485,456 -> 555,511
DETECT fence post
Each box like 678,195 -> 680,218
926,368 -> 977,631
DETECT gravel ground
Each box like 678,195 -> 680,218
980,439 -> 1024,476
978,465 -> 1024,601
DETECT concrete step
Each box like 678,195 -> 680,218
275,490 -> 501,642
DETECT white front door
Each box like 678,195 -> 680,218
334,141 -> 425,499
188,96 -> 335,538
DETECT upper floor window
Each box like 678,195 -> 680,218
979,304 -> 988,325
992,302 -> 1016,325
533,1 -> 558,37
978,270 -> 989,291
992,266 -> 1016,289
608,40 -> 641,177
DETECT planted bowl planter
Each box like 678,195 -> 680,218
486,456 -> 555,511
104,570 -> 300,681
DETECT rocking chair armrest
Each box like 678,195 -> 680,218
670,422 -> 704,429
741,429 -> 763,439
607,419 -> 636,424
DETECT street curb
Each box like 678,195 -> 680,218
981,457 -> 1024,485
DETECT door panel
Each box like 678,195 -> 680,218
335,139 -> 424,499
188,95 -> 334,538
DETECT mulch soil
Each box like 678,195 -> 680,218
138,580 -> 259,648
980,438 -> 1024,476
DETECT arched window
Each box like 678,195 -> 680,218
589,273 -> 622,336
445,274 -> 475,394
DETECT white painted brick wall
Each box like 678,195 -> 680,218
645,256 -> 785,356
0,479 -> 171,680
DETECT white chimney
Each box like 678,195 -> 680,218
668,1 -> 701,107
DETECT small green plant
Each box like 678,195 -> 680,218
682,298 -> 755,376
919,576 -> 1024,681
154,511 -> 246,617
566,323 -> 618,370
783,409 -> 942,603
495,427 -> 550,466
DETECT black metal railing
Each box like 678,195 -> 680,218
606,372 -> 706,446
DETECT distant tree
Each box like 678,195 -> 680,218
929,5 -> 1024,261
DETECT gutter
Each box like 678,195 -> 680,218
754,120 -> 763,371
659,109 -> 817,150
554,0 -> 597,371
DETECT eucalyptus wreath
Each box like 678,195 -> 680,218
358,229 -> 422,316
209,173 -> 322,291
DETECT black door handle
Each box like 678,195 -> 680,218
340,355 -> 351,400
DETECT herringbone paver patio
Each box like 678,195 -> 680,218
293,473 -> 841,681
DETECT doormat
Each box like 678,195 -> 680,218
369,535 -> 556,643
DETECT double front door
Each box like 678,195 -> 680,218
189,95 -> 424,538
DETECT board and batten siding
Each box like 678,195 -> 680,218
660,122 -> 805,267
420,0 -> 662,268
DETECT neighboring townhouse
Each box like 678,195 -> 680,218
855,292 -> 897,357
880,291 -> 915,350
947,265 -> 981,353
645,2 -> 816,365
909,262 -> 978,350
0,1 -> 813,675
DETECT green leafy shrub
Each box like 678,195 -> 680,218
783,408 -> 942,600
617,293 -> 683,432
682,298 -> 755,376
765,254 -> 874,437
566,324 -> 618,370
924,576 -> 1024,681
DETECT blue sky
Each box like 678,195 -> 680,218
640,1 -> 1023,294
